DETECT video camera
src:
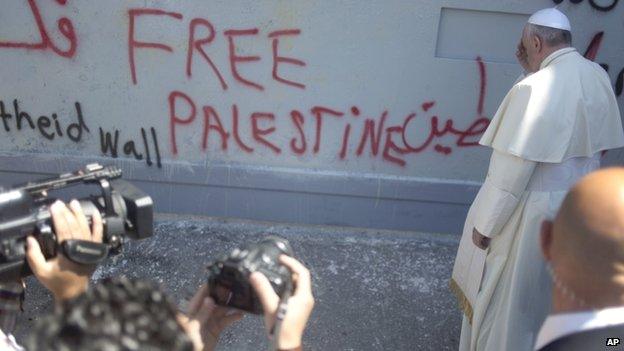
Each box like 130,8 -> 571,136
0,164 -> 153,281
207,236 -> 294,314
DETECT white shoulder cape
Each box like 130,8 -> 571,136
479,48 -> 624,162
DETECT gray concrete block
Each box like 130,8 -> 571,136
15,215 -> 461,350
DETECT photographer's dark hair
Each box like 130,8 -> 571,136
26,276 -> 193,351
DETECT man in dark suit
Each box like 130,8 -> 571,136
536,167 -> 624,350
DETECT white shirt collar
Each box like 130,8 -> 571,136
534,306 -> 624,350
0,328 -> 24,351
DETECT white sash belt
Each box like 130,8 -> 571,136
526,154 -> 601,192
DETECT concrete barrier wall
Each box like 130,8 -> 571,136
0,0 -> 622,233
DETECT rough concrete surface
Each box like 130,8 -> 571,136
14,214 -> 461,350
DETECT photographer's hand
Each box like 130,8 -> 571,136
25,200 -> 102,302
250,255 -> 315,350
179,284 -> 244,351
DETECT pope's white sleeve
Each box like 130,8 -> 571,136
471,150 -> 537,238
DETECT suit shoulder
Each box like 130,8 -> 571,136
539,324 -> 624,351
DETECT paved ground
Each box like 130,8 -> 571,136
15,214 -> 462,350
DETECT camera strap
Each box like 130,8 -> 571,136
269,283 -> 292,351
61,240 -> 109,265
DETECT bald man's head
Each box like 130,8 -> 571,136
541,167 -> 624,312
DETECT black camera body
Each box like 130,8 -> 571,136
0,164 -> 153,281
207,236 -> 294,314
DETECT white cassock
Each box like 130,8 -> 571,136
450,47 -> 624,351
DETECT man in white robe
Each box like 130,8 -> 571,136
450,8 -> 624,351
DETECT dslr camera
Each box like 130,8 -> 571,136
207,236 -> 294,314
0,163 -> 153,281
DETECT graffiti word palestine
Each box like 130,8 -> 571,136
0,99 -> 162,168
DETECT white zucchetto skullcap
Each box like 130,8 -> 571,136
527,8 -> 571,31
